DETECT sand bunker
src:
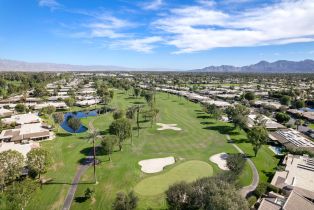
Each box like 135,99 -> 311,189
139,156 -> 175,173
156,123 -> 182,131
209,153 -> 229,170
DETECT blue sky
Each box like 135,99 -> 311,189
0,0 -> 314,70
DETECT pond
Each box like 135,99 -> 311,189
300,107 -> 314,112
61,110 -> 98,133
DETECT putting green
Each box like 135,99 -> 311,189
134,160 -> 213,196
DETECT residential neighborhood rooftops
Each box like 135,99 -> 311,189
271,154 -> 314,199
1,113 -> 41,125
247,114 -> 285,130
258,191 -> 314,210
270,129 -> 314,148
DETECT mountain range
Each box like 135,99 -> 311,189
1,58 -> 314,72
0,59 -> 176,72
192,59 -> 314,73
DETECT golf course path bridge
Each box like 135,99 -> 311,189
226,134 -> 259,198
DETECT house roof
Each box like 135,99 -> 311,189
1,113 -> 41,125
283,191 -> 314,210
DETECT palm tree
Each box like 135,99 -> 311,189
87,128 -> 99,184
295,119 -> 303,131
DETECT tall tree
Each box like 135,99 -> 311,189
87,129 -> 99,183
109,118 -> 132,151
225,104 -> 250,129
203,104 -> 223,120
144,92 -> 154,108
26,148 -> 52,180
247,126 -> 268,157
133,87 -> 141,98
53,112 -> 64,132
101,135 -> 118,161
0,150 -> 24,188
113,109 -> 124,120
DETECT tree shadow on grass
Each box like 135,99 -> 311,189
200,121 -> 215,125
132,101 -> 145,105
262,170 -> 276,182
99,129 -> 109,136
203,125 -> 239,135
56,133 -> 72,137
80,146 -> 104,156
232,138 -> 250,144
125,96 -> 136,100
197,115 -> 210,119
74,196 -> 88,203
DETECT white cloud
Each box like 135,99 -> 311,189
38,0 -> 60,9
153,0 -> 314,53
197,0 -> 216,7
142,0 -> 164,10
111,36 -> 162,53
83,15 -> 134,39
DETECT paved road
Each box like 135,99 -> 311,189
226,135 -> 259,198
62,119 -> 96,210
62,156 -> 93,210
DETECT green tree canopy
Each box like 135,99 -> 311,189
113,109 -> 125,120
112,191 -> 138,210
101,135 -> 118,161
244,92 -> 255,101
109,118 -> 132,151
294,99 -> 305,109
0,150 -> 24,185
64,97 -> 75,107
248,126 -> 268,156
166,177 -> 248,210
225,104 -> 250,129
275,112 -> 290,123
67,117 -> 81,133
280,95 -> 291,106
15,103 -> 27,113
26,148 -> 52,179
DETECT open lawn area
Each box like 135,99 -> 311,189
26,91 -> 279,210
134,160 -> 213,196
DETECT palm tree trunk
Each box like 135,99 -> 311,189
93,139 -> 96,183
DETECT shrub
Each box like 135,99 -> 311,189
247,195 -> 257,207
254,182 -> 267,198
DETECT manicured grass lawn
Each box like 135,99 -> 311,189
309,123 -> 314,130
134,160 -> 213,196
27,131 -> 90,210
26,90 -> 278,210
237,162 -> 253,187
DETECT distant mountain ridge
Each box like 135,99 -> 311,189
0,59 -> 177,72
192,59 -> 314,73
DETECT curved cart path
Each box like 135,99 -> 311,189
62,119 -> 96,210
226,135 -> 259,198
